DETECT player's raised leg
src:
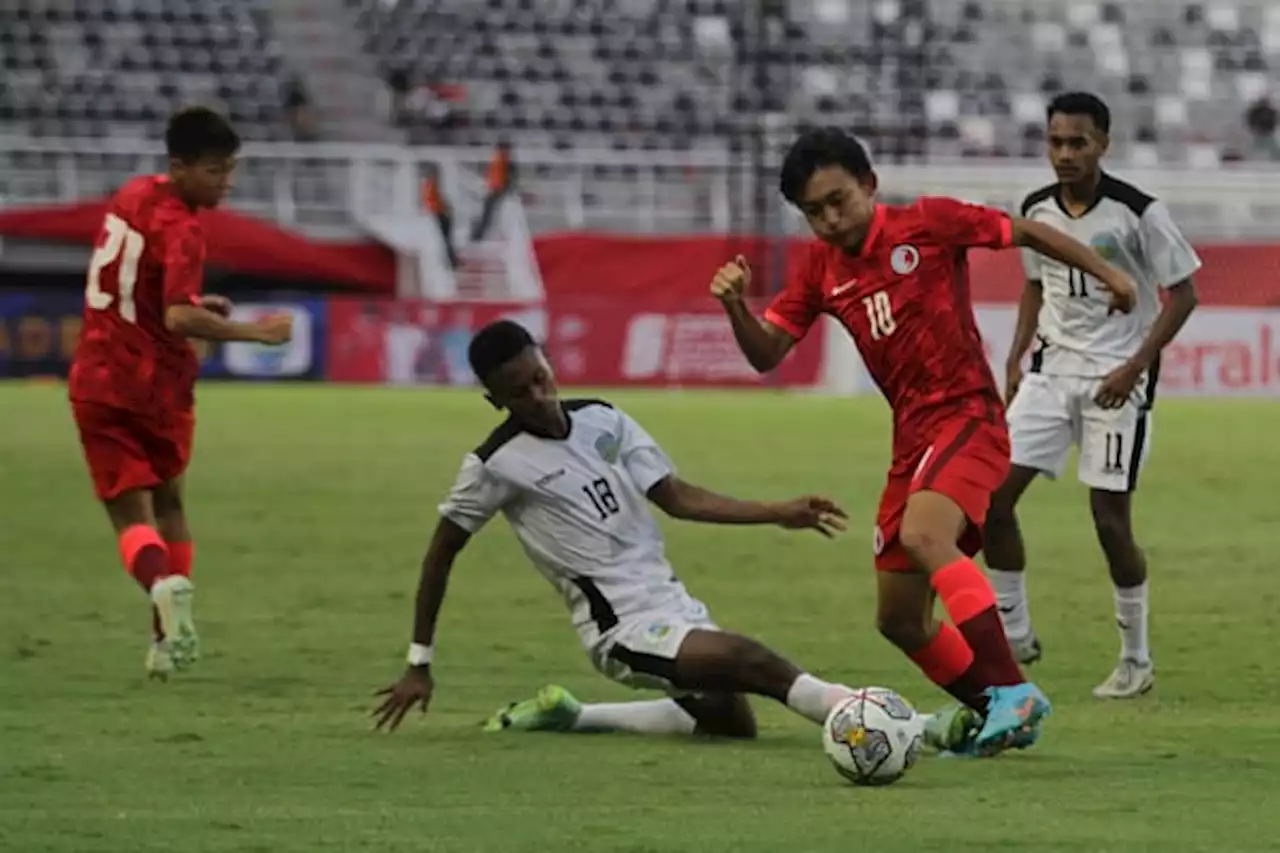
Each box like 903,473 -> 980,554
486,628 -> 976,750
875,571 -> 991,713
983,465 -> 1043,665
897,489 -> 1050,752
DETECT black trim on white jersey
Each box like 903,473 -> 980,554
570,576 -> 619,632
1097,174 -> 1155,218
1126,411 -> 1149,493
1021,183 -> 1057,216
1025,172 -> 1155,221
474,417 -> 523,461
609,645 -> 679,683
473,399 -> 614,460
1142,355 -> 1160,411
1028,335 -> 1048,374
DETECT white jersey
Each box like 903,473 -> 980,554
438,399 -> 690,644
1020,174 -> 1202,380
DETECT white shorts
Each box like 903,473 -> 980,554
587,596 -> 717,697
1007,372 -> 1153,493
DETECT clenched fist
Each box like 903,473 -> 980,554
710,255 -> 751,304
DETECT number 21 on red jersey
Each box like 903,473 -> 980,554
86,213 -> 145,324
862,290 -> 896,340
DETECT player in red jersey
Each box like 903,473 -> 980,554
69,107 -> 293,679
715,128 -> 1138,754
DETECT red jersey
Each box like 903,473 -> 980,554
765,197 -> 1012,473
69,175 -> 206,414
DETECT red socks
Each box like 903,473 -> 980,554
168,540 -> 194,577
908,623 -> 989,712
931,558 -> 1024,687
150,540 -> 194,642
119,525 -> 171,592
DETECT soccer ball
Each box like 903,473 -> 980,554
821,687 -> 924,786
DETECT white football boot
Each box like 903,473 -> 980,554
1092,659 -> 1154,699
145,641 -> 175,680
150,576 -> 200,670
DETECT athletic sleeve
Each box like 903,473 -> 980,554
1020,246 -> 1043,282
919,196 -> 1015,250
762,243 -> 826,341
160,217 -> 206,306
617,409 -> 676,493
1137,200 -> 1203,288
437,453 -> 515,534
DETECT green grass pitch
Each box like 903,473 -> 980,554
3,382 -> 1280,852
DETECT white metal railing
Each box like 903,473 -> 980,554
4,136 -> 1280,239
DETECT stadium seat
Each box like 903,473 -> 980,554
0,0 -> 289,141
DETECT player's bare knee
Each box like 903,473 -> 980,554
1089,491 -> 1133,543
724,633 -> 796,696
898,523 -> 950,571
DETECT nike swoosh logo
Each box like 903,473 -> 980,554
831,278 -> 858,296
998,605 -> 1017,615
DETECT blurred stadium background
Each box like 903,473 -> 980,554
3,0 -> 1280,392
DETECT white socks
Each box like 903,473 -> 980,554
561,675 -> 856,735
1115,581 -> 1151,665
785,674 -> 856,725
572,699 -> 696,735
988,568 -> 1031,639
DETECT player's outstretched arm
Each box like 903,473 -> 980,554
165,303 -> 293,345
711,256 -> 796,372
372,518 -> 472,732
1011,219 -> 1137,314
646,476 -> 847,537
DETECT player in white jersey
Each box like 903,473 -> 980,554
373,319 -> 976,747
983,93 -> 1201,699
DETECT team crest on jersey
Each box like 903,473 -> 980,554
1090,232 -> 1121,261
595,432 -> 621,463
890,244 -> 920,275
646,621 -> 674,642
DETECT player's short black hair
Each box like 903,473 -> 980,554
1047,92 -> 1111,134
469,319 -> 537,383
779,127 -> 874,204
165,106 -> 241,164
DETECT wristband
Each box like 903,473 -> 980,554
407,643 -> 434,666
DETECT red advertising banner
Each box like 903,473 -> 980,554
534,233 -> 1280,306
326,295 -> 824,388
545,295 -> 824,388
326,299 -> 547,384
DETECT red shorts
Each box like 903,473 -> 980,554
874,418 -> 1010,572
71,401 -> 195,501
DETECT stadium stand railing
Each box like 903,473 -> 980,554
3,137 -> 1280,242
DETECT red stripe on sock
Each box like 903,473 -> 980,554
167,540 -> 194,577
931,557 -> 997,624
932,557 -> 1024,687
118,525 -> 170,591
909,623 -> 975,686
